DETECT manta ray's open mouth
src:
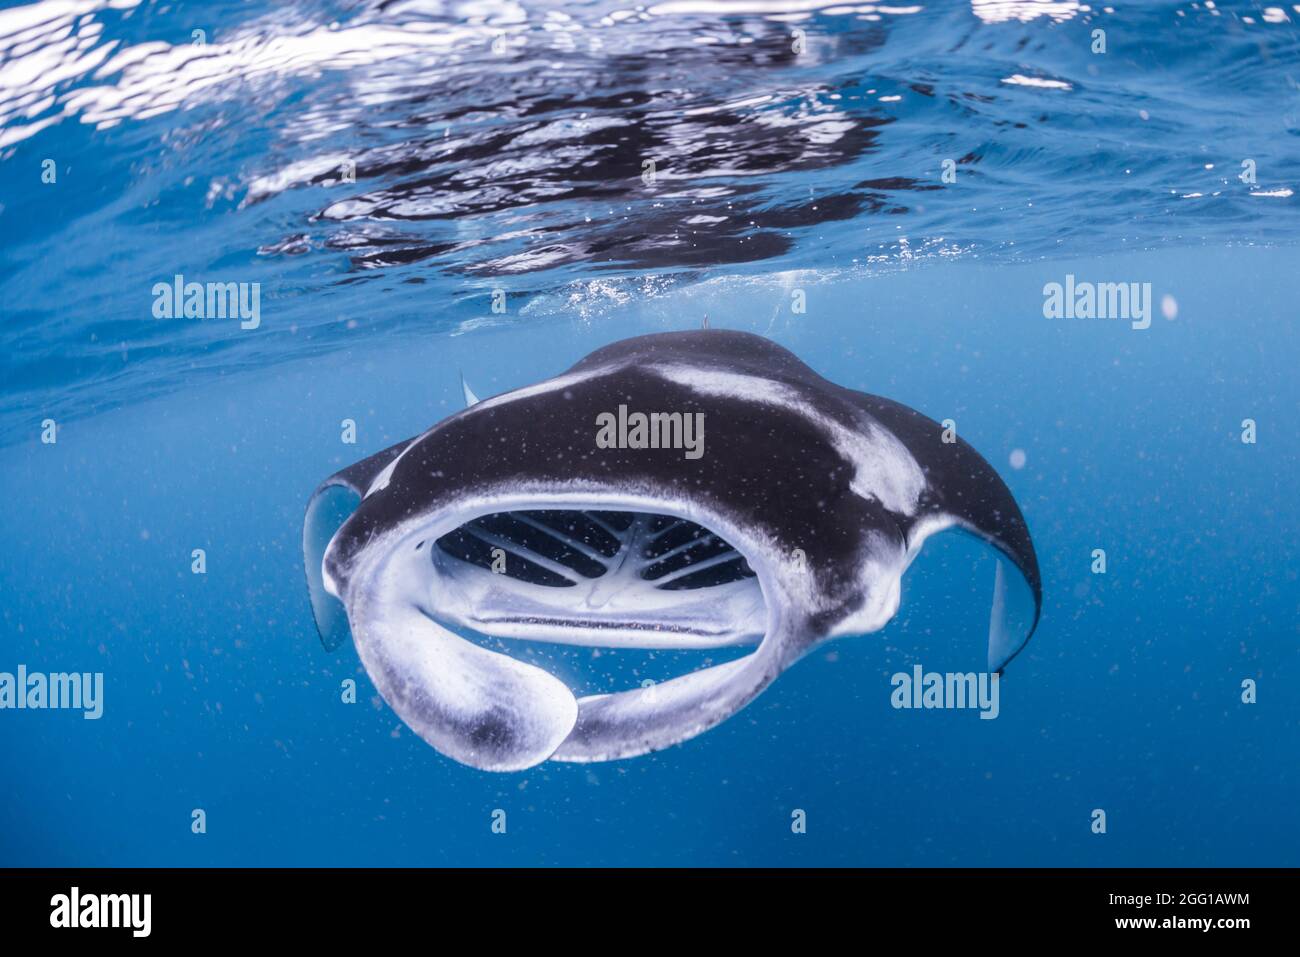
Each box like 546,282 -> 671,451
330,491 -> 788,772
429,509 -> 765,647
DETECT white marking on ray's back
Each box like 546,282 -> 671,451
364,368 -> 613,499
474,369 -> 606,413
648,365 -> 926,516
365,440 -> 415,498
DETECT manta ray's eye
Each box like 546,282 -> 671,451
434,510 -> 755,591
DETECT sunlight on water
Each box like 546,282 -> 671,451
1,1 -> 1297,443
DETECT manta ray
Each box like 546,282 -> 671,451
304,331 -> 1041,771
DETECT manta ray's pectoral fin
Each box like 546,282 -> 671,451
303,439 -> 412,651
852,394 -> 1042,672
986,558 -> 1022,675
904,514 -> 1040,673
939,495 -> 1041,673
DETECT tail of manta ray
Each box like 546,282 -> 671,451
302,331 -> 1042,771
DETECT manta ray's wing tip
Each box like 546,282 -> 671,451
986,557 -> 1039,672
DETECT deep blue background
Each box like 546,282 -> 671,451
2,245 -> 1295,866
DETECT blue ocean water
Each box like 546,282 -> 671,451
1,0 -> 1297,866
